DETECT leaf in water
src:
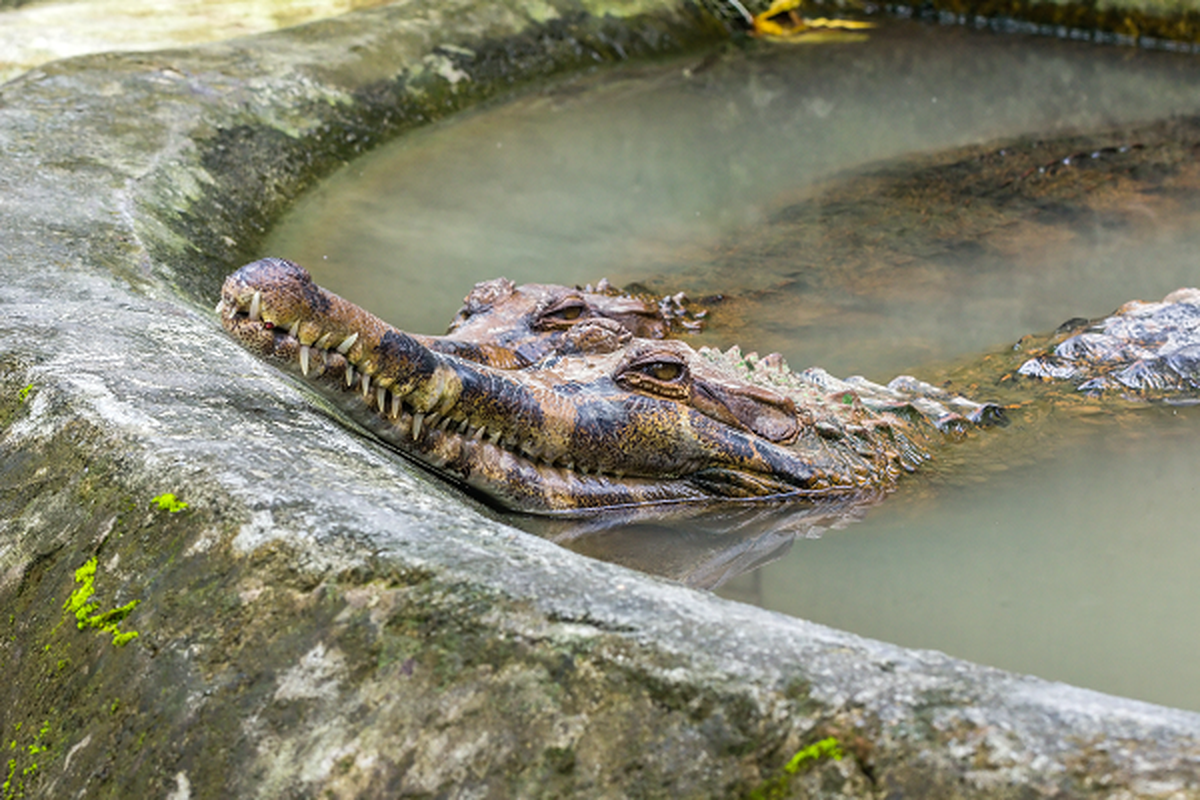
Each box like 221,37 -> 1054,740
752,0 -> 874,42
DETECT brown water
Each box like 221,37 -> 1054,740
263,22 -> 1200,710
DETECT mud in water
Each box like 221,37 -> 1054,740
672,116 -> 1200,378
264,21 -> 1200,710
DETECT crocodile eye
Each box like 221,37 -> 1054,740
534,295 -> 591,330
554,305 -> 583,320
641,361 -> 683,382
543,302 -> 584,322
616,353 -> 691,399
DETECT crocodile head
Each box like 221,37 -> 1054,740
219,258 -> 924,515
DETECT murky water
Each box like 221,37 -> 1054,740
718,409 -> 1200,711
264,22 -> 1200,709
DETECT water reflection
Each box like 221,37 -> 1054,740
521,495 -> 878,589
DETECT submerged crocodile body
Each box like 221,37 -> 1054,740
1014,288 -> 1200,398
221,257 -> 1200,520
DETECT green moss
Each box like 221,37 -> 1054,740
64,559 -> 100,623
2,721 -> 50,799
63,558 -> 141,647
746,736 -> 844,800
150,493 -> 189,513
0,361 -> 34,431
783,737 -> 843,772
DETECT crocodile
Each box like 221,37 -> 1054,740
220,258 -> 1024,516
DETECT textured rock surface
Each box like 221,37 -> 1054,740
1,1 -> 1199,797
0,0 -> 400,83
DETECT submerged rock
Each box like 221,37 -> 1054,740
1,1 -> 1199,797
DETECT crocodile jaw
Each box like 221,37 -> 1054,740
218,259 -> 875,515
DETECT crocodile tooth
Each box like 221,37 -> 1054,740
377,386 -> 387,410
439,416 -> 453,431
361,372 -> 371,398
486,428 -> 503,444
564,461 -> 575,473
249,291 -> 262,322
299,345 -> 311,376
336,332 -> 359,354
391,393 -> 402,420
345,364 -> 355,387
425,412 -> 441,429
412,412 -> 424,439
314,331 -> 334,350
287,320 -> 300,338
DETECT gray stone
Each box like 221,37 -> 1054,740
1,1 -> 1198,797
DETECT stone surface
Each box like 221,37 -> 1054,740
1,1 -> 1199,798
0,0 -> 399,83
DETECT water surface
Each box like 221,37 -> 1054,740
264,22 -> 1200,710
717,409 -> 1200,711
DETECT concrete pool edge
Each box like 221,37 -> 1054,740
1,0 -> 1198,796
